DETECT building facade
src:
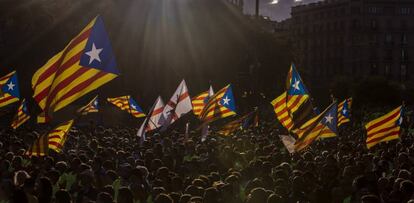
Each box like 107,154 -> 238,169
290,0 -> 414,84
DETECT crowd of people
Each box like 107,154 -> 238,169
1,117 -> 414,203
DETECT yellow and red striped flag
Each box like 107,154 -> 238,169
284,64 -> 315,129
32,16 -> 119,123
271,92 -> 295,131
26,120 -> 74,156
107,96 -> 146,118
0,71 -> 20,107
218,119 -> 242,136
338,98 -> 352,126
26,133 -> 49,157
200,84 -> 236,123
48,120 -> 74,153
217,112 -> 253,136
365,106 -> 402,149
11,99 -> 30,129
77,95 -> 99,115
294,102 -> 338,152
192,86 -> 214,117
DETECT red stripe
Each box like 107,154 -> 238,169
48,141 -> 63,149
202,87 -> 228,112
0,96 -> 15,104
366,130 -> 400,145
12,116 -> 29,126
48,135 -> 62,140
193,103 -> 205,107
366,110 -> 400,132
42,53 -> 85,106
274,97 -> 286,108
0,74 -> 13,84
287,95 -> 303,110
367,125 -> 399,138
34,29 -> 92,88
53,72 -> 108,106
178,92 -> 190,102
34,51 -> 83,103
152,108 -> 163,115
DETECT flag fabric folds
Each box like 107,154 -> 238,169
365,106 -> 402,149
218,119 -> 243,136
160,80 -> 192,128
200,84 -> 236,123
285,64 -> 314,129
26,120 -> 74,156
294,102 -> 338,152
0,71 -> 20,108
137,96 -> 165,143
272,92 -> 295,131
218,111 -> 256,136
26,133 -> 49,156
192,86 -> 214,117
107,96 -> 146,118
11,99 -> 30,129
48,120 -> 74,153
77,95 -> 99,115
338,98 -> 352,126
32,16 -> 119,123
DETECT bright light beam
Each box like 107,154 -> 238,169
269,0 -> 279,4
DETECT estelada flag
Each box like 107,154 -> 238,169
11,99 -> 30,129
32,16 -> 119,123
0,71 -> 20,108
365,106 -> 402,149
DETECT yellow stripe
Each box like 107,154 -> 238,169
287,95 -> 308,113
54,74 -> 117,111
367,125 -> 400,142
0,71 -> 16,85
32,52 -> 62,88
365,106 -> 401,130
49,67 -> 98,107
32,17 -> 96,109
367,134 -> 399,149
0,96 -> 19,108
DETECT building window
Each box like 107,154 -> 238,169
400,7 -> 411,15
368,7 -> 382,14
402,34 -> 408,45
402,49 -> 408,61
385,64 -> 391,77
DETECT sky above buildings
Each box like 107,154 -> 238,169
243,0 -> 321,21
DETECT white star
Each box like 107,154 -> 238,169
325,114 -> 334,124
292,79 -> 300,91
342,109 -> 347,114
398,117 -> 403,125
222,96 -> 230,105
130,104 -> 136,110
93,100 -> 98,106
85,43 -> 103,64
7,81 -> 15,90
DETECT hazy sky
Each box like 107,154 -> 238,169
243,0 -> 321,21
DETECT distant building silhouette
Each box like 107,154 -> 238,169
289,0 -> 414,84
